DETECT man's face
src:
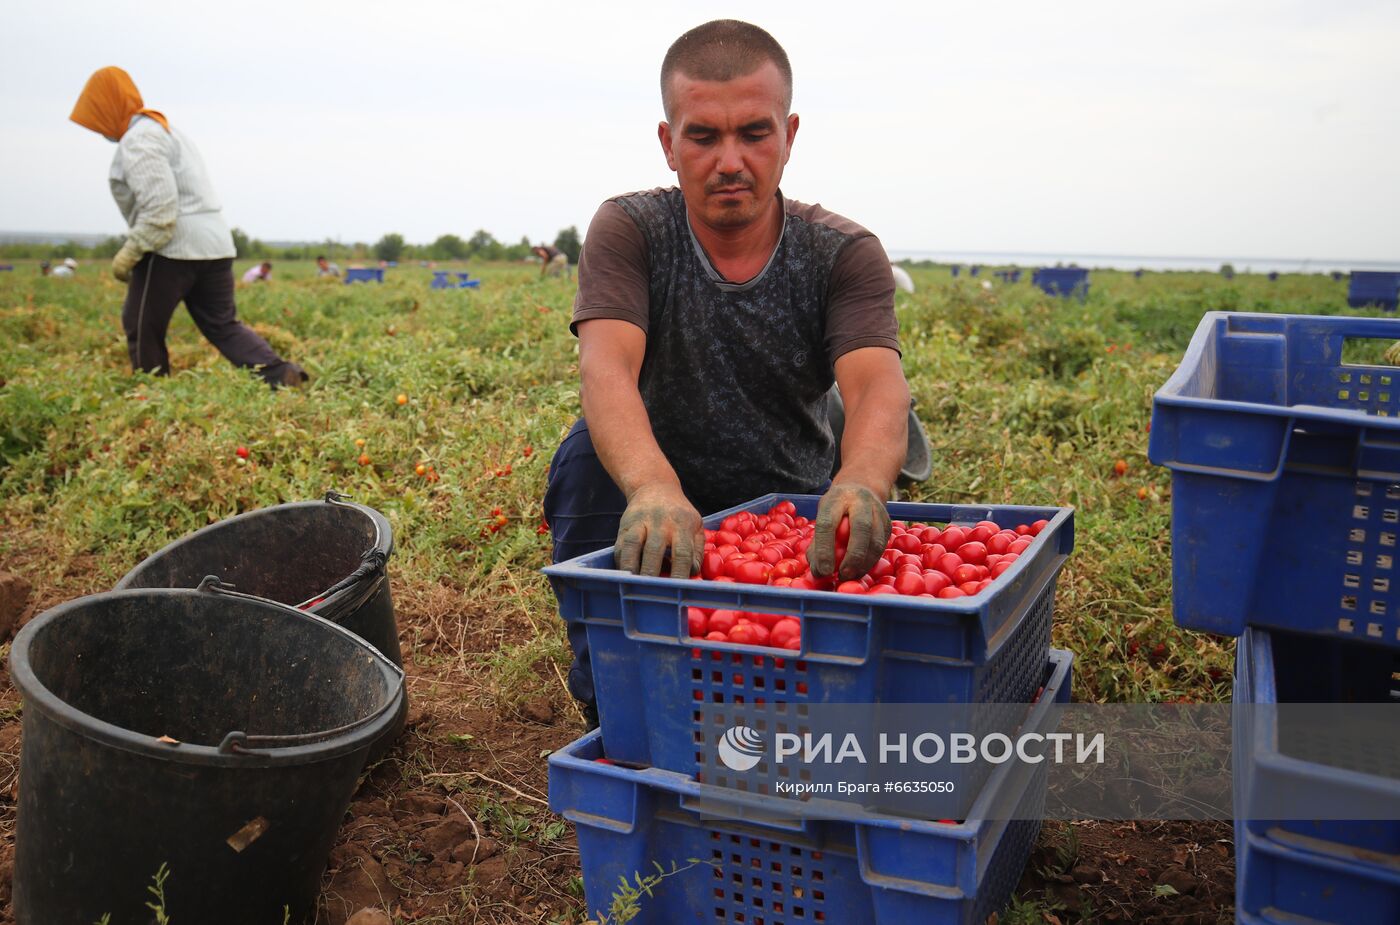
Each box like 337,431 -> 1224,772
659,61 -> 799,232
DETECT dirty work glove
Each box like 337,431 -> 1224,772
614,484 -> 705,579
807,482 -> 892,581
1385,342 -> 1400,367
111,240 -> 144,283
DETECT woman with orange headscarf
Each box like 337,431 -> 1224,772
70,67 -> 306,388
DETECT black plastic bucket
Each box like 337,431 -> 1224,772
115,494 -> 402,667
9,585 -> 405,925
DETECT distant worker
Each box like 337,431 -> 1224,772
316,254 -> 340,277
241,261 -> 273,283
50,257 -> 78,278
39,261 -> 51,276
533,244 -> 570,279
69,66 -> 307,388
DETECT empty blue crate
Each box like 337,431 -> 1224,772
549,650 -> 1073,925
1234,626 -> 1400,923
543,494 -> 1073,777
1150,311 -> 1400,646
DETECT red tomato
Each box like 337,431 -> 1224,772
789,575 -> 816,590
986,534 -> 1012,555
956,541 -> 988,565
1030,519 -> 1049,535
749,612 -> 784,629
937,553 -> 964,577
740,537 -> 765,554
757,546 -> 785,565
869,557 -> 894,580
937,587 -> 966,599
715,543 -> 739,559
837,580 -> 866,594
792,535 -> 813,555
953,563 -> 981,584
894,572 -> 925,596
967,525 -> 995,545
874,575 -> 896,587
715,530 -> 741,547
687,608 -> 708,637
891,533 -> 921,554
1015,524 -> 1033,536
975,520 -> 1000,533
776,634 -> 801,650
708,610 -> 739,634
990,560 -> 1013,578
772,558 -> 805,579
701,551 -> 725,580
895,553 -> 922,572
922,570 -> 952,595
772,617 -> 801,638
706,631 -> 728,641
735,560 -> 772,585
985,554 -> 1003,568
866,584 -> 899,595
836,516 -> 851,543
919,526 -> 943,544
977,579 -> 993,592
768,521 -> 791,539
940,526 -> 968,549
713,576 -> 736,583
1009,538 -> 1032,554
771,576 -> 794,587
728,624 -> 757,645
721,515 -> 742,532
774,500 -> 796,516
920,544 -> 948,569
734,520 -> 756,538
959,580 -> 982,595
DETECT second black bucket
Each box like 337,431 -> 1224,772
10,585 -> 405,924
115,494 -> 406,755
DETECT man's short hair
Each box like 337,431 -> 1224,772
661,20 -> 792,120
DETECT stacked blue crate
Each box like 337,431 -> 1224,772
1149,311 -> 1400,923
544,493 -> 1076,921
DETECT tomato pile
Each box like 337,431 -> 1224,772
685,500 -> 1050,649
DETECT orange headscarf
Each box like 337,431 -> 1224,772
69,66 -> 169,139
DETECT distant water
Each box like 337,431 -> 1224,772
886,249 -> 1400,275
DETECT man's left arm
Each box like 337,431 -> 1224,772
807,235 -> 910,581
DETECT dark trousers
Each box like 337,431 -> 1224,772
543,419 -> 627,707
121,254 -> 302,386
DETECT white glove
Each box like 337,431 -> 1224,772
112,240 -> 144,283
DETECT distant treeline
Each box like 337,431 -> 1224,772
0,226 -> 583,264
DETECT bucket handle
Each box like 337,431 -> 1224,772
298,491 -> 389,614
197,576 -> 405,757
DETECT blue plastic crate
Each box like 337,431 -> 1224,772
544,495 -> 1072,777
1150,311 -> 1400,646
1349,271 -> 1400,312
1234,626 -> 1400,923
549,650 -> 1072,925
1032,267 -> 1089,298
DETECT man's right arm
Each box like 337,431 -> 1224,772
578,319 -> 704,579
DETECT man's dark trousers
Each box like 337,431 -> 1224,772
543,419 -> 627,712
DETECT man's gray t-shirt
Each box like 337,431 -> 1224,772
572,187 -> 900,515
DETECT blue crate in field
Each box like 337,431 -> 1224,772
549,650 -> 1072,925
544,494 -> 1073,775
1234,627 -> 1400,924
1032,267 -> 1089,298
1349,271 -> 1400,312
344,268 -> 383,284
1150,311 -> 1400,646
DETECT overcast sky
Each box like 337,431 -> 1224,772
3,0 -> 1397,261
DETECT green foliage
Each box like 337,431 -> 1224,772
553,225 -> 582,263
591,859 -> 717,924
430,233 -> 468,260
373,232 -> 406,262
0,261 -> 1378,713
145,862 -> 172,924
